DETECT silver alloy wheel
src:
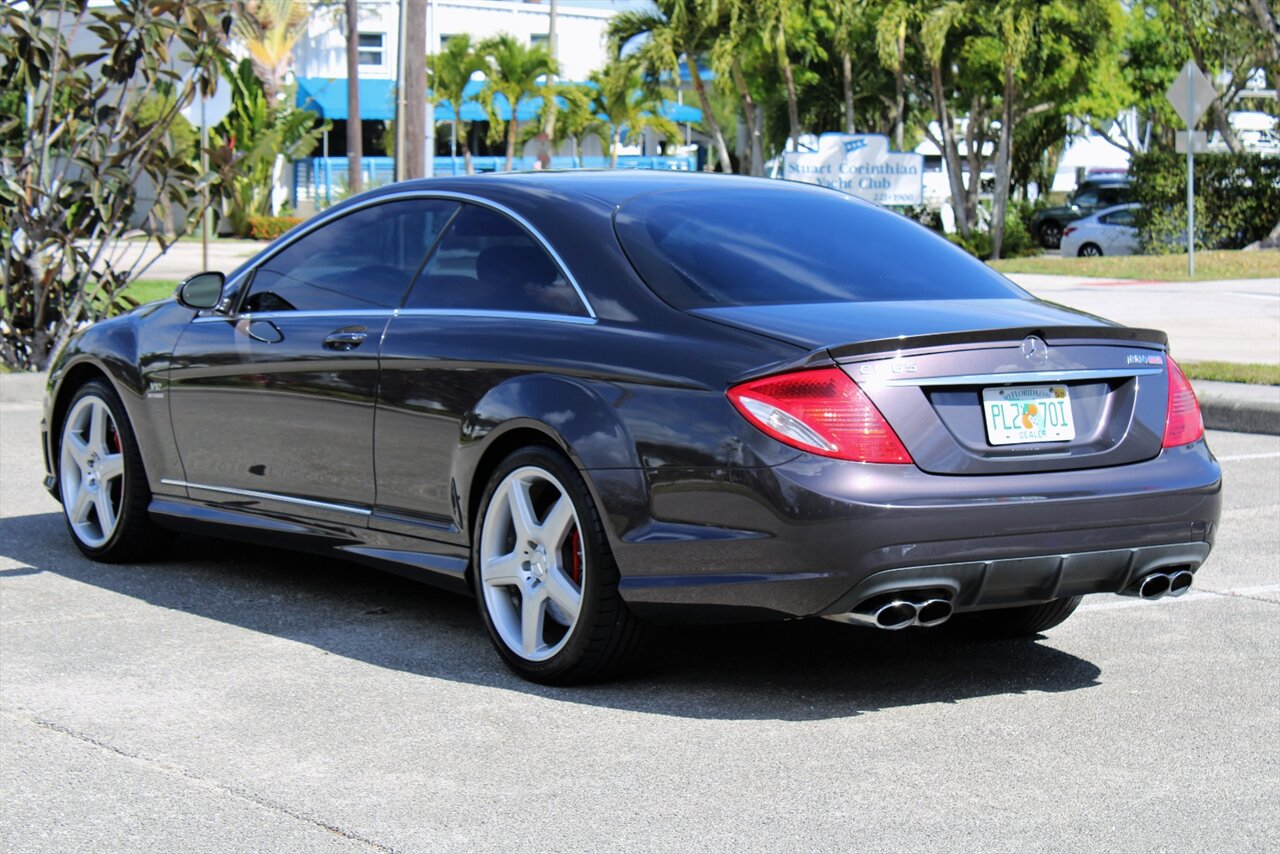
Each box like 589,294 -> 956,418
59,395 -> 126,549
479,465 -> 585,662
1080,243 -> 1103,257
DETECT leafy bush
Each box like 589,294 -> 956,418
1130,150 -> 1280,253
246,215 -> 302,241
945,200 -> 1038,259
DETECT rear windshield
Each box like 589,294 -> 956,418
613,187 -> 1025,309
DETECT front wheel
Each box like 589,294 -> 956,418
472,446 -> 646,684
948,596 -> 1082,639
58,379 -> 167,562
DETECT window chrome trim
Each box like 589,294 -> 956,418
872,367 -> 1164,388
395,308 -> 597,325
192,307 -> 597,326
160,479 -> 372,516
230,189 -> 597,319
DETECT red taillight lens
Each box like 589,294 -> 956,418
727,367 -> 912,463
1162,356 -> 1204,448
1063,226 -> 1077,237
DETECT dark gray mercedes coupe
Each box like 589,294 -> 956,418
42,172 -> 1222,683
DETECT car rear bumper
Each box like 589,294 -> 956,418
604,440 -> 1222,621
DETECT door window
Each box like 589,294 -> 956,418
402,204 -> 587,316
1101,209 -> 1136,226
241,199 -> 459,313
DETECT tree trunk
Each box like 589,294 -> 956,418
611,129 -> 619,168
930,63 -> 969,237
686,54 -> 732,172
777,30 -> 802,146
402,0 -> 428,179
841,52 -> 855,134
461,131 -> 473,175
345,0 -> 362,193
506,116 -> 518,171
731,59 -> 762,175
893,30 -> 905,149
990,68 -> 1016,260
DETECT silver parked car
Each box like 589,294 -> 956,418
1060,203 -> 1141,257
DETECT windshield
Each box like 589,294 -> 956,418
613,187 -> 1026,309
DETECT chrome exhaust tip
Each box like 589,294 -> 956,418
874,601 -> 918,630
915,599 -> 953,628
1167,569 -> 1194,597
1135,572 -> 1172,600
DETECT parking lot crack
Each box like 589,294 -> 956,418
1,707 -> 398,853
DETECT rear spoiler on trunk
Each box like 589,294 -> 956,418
828,326 -> 1169,361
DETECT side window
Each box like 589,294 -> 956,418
1072,191 -> 1098,209
402,204 -> 587,316
241,199 -> 458,313
1104,209 -> 1135,227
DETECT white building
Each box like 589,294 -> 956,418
294,0 -> 616,86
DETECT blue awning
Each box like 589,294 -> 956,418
297,77 -> 702,125
296,77 -> 396,121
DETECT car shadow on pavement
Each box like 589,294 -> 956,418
1,513 -> 1101,722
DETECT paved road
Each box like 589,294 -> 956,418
1005,274 -> 1280,365
1,394 -> 1277,851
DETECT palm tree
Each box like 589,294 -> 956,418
428,34 -> 487,174
232,0 -> 309,105
608,0 -> 733,172
758,0 -> 803,147
478,34 -> 559,171
710,1 -> 763,175
589,68 -> 680,167
523,84 -> 606,164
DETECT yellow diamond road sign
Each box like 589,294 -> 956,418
1166,61 -> 1217,127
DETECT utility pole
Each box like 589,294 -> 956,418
395,0 -> 409,181
541,0 -> 558,159
403,0 -> 428,179
345,0 -> 362,194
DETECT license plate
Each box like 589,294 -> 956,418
982,385 -> 1076,446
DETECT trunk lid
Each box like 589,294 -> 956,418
696,299 -> 1171,475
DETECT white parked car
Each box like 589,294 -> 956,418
1060,203 -> 1141,257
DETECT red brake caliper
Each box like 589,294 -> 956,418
569,528 -> 582,585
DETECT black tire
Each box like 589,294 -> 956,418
471,446 -> 646,684
948,596 -> 1082,639
1039,221 -> 1063,249
1078,243 -> 1103,257
57,379 -> 169,563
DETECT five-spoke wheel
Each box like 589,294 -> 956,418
57,380 -> 164,561
473,447 -> 645,683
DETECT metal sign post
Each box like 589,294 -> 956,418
1166,61 -> 1217,277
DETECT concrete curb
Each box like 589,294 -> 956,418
1193,380 -> 1280,436
4,371 -> 1277,435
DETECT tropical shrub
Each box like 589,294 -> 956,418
0,1 -> 228,371
246,215 -> 303,240
1131,150 -> 1280,253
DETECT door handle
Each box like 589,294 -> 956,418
323,327 -> 368,351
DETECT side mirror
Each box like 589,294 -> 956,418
176,272 -> 226,310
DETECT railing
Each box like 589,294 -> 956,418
292,155 -> 698,207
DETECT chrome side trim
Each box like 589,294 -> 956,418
159,478 -> 372,516
872,367 -> 1163,388
224,189 -> 597,319
192,307 -> 597,326
395,308 -> 597,325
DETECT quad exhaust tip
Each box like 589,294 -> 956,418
1123,569 -> 1195,601
833,595 -> 954,630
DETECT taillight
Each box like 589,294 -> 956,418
1063,226 -> 1077,237
1162,356 -> 1204,448
727,367 -> 912,463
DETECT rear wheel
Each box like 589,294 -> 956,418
1039,221 -> 1063,249
949,596 -> 1082,639
1078,242 -> 1103,257
58,380 -> 166,562
472,446 -> 645,684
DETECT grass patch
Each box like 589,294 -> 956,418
1181,361 -> 1280,386
120,279 -> 179,307
990,249 -> 1279,281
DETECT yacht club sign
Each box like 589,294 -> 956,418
782,133 -> 924,205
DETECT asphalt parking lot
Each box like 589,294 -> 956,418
1,395 -> 1277,851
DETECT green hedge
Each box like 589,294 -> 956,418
1130,150 -> 1280,253
246,215 -> 303,241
